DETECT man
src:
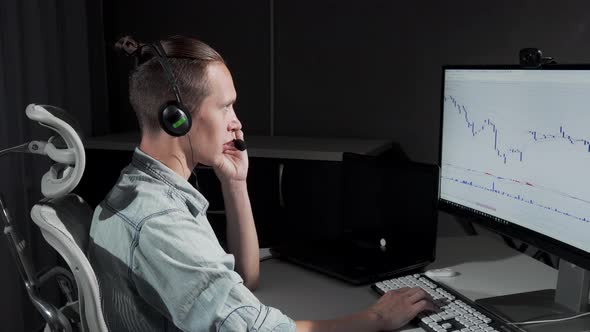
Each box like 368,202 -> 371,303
88,35 -> 433,332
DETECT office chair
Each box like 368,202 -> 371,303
0,104 -> 108,332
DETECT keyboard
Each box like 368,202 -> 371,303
372,274 -> 519,332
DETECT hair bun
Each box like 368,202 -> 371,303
115,35 -> 141,57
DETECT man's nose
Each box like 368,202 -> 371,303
229,117 -> 242,131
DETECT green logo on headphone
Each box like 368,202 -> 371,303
172,116 -> 187,128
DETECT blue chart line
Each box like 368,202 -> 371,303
530,126 -> 590,152
442,174 -> 590,223
445,95 -> 590,163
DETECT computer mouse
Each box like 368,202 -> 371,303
424,268 -> 459,278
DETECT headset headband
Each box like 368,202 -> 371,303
142,41 -> 184,105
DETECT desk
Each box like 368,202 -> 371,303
84,132 -> 393,161
255,234 -> 558,331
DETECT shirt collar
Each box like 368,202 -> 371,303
131,147 -> 209,213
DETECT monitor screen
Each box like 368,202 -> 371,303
439,66 -> 590,267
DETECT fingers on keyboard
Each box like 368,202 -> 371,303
393,286 -> 411,294
407,287 -> 428,300
413,299 -> 431,313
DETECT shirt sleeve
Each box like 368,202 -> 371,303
131,209 -> 296,332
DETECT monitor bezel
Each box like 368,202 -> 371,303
438,64 -> 590,271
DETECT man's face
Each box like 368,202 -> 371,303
190,62 -> 241,166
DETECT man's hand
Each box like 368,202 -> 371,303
213,130 -> 259,288
367,287 -> 435,331
214,130 -> 248,183
295,287 -> 435,332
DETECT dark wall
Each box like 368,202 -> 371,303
274,0 -> 590,164
98,0 -> 590,165
101,0 -> 271,135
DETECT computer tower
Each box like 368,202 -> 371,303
271,153 -> 439,285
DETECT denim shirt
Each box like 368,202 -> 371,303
88,148 -> 295,332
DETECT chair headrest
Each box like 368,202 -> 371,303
25,104 -> 86,198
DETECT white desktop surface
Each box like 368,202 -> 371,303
255,234 -> 558,331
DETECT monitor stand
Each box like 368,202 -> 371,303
475,260 -> 590,332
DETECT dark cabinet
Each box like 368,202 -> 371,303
222,157 -> 346,247
232,136 -> 395,247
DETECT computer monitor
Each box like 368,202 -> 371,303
439,65 -> 590,329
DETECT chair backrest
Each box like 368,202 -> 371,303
30,193 -> 108,332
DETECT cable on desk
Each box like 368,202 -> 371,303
508,311 -> 590,326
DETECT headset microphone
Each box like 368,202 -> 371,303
233,139 -> 247,151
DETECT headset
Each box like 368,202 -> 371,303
141,41 -> 246,151
142,41 -> 192,137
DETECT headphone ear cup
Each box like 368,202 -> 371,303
159,101 -> 192,137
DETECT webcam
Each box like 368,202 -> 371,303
519,48 -> 556,68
